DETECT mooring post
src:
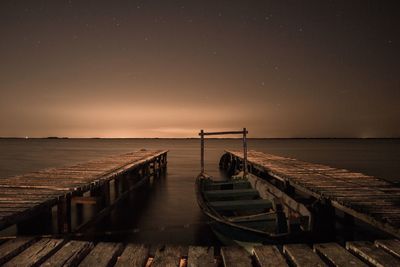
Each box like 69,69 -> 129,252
114,177 -> 120,199
157,156 -> 162,175
243,127 -> 247,177
57,194 -> 72,233
103,181 -> 111,206
152,160 -> 157,177
163,152 -> 167,168
200,129 -> 205,174
75,191 -> 84,223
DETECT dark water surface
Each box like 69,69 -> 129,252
0,138 -> 399,244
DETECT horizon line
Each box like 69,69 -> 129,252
0,136 -> 399,140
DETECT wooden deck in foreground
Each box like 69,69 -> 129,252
0,237 -> 399,266
222,150 -> 400,239
0,150 -> 168,233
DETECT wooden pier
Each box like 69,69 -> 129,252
0,236 -> 399,266
220,150 -> 400,240
0,149 -> 168,234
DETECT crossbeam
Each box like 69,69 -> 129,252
199,130 -> 248,136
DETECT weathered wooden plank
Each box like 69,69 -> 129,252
3,238 -> 64,267
187,246 -> 215,267
114,244 -> 149,267
253,245 -> 288,267
79,242 -> 124,267
220,246 -> 252,267
41,240 -> 93,267
283,244 -> 326,267
346,241 -> 400,267
0,237 -> 37,265
0,188 -> 63,196
313,243 -> 367,267
152,245 -> 184,267
375,239 -> 400,258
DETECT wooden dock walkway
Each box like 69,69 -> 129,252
0,236 -> 399,266
221,150 -> 400,239
0,149 -> 168,234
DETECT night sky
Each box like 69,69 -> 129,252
1,1 -> 399,138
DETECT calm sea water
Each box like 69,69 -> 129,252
1,138 -> 399,244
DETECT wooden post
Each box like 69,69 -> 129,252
90,186 -> 103,211
312,200 -> 336,241
243,127 -> 247,177
164,152 -> 167,167
343,213 -> 355,240
57,194 -> 72,233
152,160 -> 157,177
146,163 -> 151,177
200,129 -> 205,174
103,181 -> 111,206
75,191 -> 84,224
120,173 -> 128,193
157,156 -> 162,175
114,177 -> 120,199
17,206 -> 52,234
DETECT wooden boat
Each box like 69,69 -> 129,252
195,129 -> 311,246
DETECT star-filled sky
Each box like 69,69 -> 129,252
0,1 -> 399,138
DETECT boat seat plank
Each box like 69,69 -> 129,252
0,237 -> 37,265
346,241 -> 400,266
152,245 -> 184,267
3,238 -> 64,267
41,240 -> 93,267
314,243 -> 367,267
283,244 -> 327,267
188,246 -> 216,267
227,212 -> 277,223
210,199 -> 272,211
253,245 -> 288,267
375,239 -> 400,258
78,242 -> 124,267
114,244 -> 149,267
220,246 -> 252,267
205,189 -> 259,199
205,181 -> 251,190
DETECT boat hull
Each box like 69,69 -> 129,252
195,173 -> 296,245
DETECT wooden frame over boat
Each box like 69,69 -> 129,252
199,128 -> 248,177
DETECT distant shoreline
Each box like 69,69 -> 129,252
0,137 -> 399,140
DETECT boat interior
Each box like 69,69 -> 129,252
201,177 -> 288,234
